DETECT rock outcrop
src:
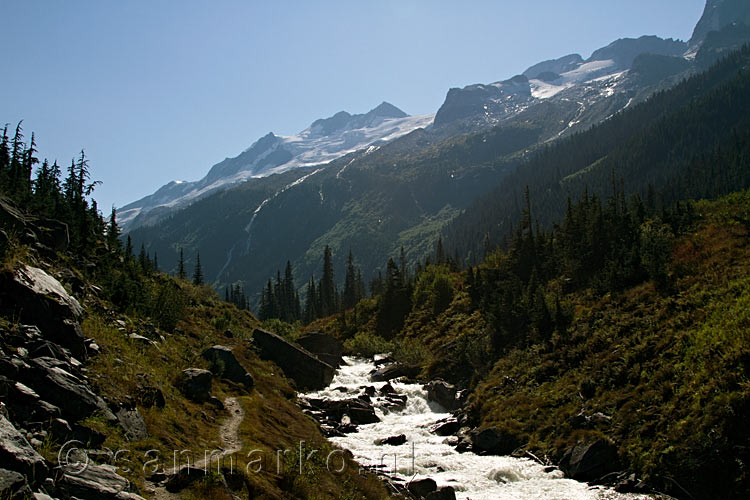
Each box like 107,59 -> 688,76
58,462 -> 147,500
251,329 -> 334,391
296,332 -> 344,368
0,415 -> 48,484
200,345 -> 254,389
0,265 -> 85,358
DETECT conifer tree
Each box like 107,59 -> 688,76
192,252 -> 204,285
177,248 -> 186,279
107,207 -> 120,252
304,277 -> 317,323
319,245 -> 337,317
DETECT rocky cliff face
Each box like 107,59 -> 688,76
690,0 -> 750,47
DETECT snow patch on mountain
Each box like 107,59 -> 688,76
119,104 -> 433,229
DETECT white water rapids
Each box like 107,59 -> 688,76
305,357 -> 652,500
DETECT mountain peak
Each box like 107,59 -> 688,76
587,35 -> 687,69
690,0 -> 750,47
365,101 -> 408,119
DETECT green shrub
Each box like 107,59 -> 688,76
343,332 -> 394,357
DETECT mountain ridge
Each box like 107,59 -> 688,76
119,102 -> 433,229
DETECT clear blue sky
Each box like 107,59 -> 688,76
0,1 -> 706,212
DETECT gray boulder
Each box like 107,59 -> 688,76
470,427 -> 521,455
407,478 -> 437,498
21,357 -> 110,421
0,468 -> 30,500
375,434 -> 406,446
115,407 -> 148,441
302,397 -> 380,425
560,438 -> 620,482
58,462 -> 146,500
0,265 -> 85,358
296,332 -> 344,368
370,363 -> 420,382
429,418 -> 460,437
424,380 -> 462,411
425,486 -> 457,500
251,329 -> 334,391
0,415 -> 48,482
176,369 -> 212,403
200,345 -> 254,389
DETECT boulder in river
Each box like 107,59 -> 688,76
296,332 -> 344,368
370,363 -> 420,382
251,328 -> 334,391
302,397 -> 380,425
375,434 -> 407,446
407,478 -> 437,498
424,380 -> 463,411
470,426 -> 522,455
559,438 -> 620,482
429,418 -> 460,437
425,486 -> 457,500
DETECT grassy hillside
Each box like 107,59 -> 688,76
312,191 -> 750,499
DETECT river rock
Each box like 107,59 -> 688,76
429,418 -> 460,437
58,462 -> 146,500
0,265 -> 85,358
375,434 -> 407,446
302,397 -> 380,425
379,382 -> 396,395
559,438 -> 620,482
407,478 -> 437,498
0,415 -> 48,482
425,486 -> 457,500
251,328 -> 334,391
370,363 -> 420,382
176,369 -> 212,403
470,426 -> 521,455
200,345 -> 254,389
424,380 -> 462,411
296,332 -> 344,368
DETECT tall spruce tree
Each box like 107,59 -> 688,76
177,248 -> 186,279
319,245 -> 337,317
192,252 -> 204,285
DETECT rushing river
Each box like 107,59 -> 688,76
305,357 -> 652,500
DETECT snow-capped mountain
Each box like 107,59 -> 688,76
433,35 -> 687,132
119,102 -> 434,229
